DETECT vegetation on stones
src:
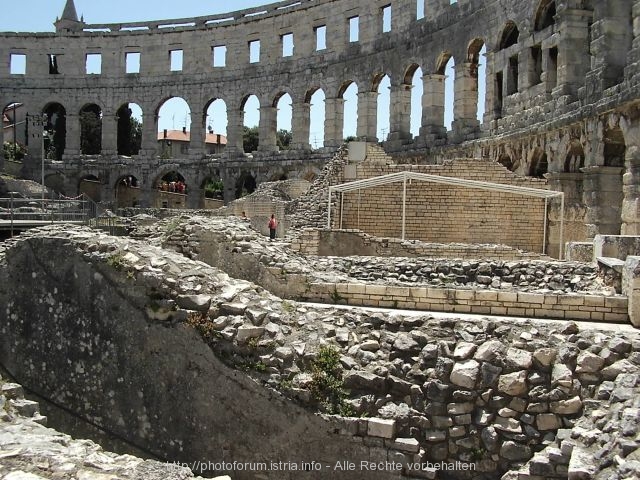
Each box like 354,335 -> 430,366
330,288 -> 344,303
2,141 -> 27,162
309,345 -> 353,416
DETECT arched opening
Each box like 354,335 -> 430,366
564,140 -> 585,173
436,53 -> 455,131
115,174 -> 140,208
404,65 -> 423,138
157,97 -> 191,158
201,173 -> 224,208
235,171 -> 256,199
307,88 -> 325,149
534,0 -> 556,32
529,148 -> 548,178
339,81 -> 358,140
373,74 -> 391,141
116,103 -> 142,156
604,126 -> 626,168
468,39 -> 487,124
79,174 -> 101,202
205,98 -> 228,155
499,21 -> 520,50
498,154 -> 514,171
275,93 -> 293,150
2,103 -> 27,163
80,104 -> 102,155
242,95 -> 260,153
43,103 -> 66,160
601,124 -> 626,234
155,171 -> 187,209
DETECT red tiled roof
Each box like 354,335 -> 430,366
157,130 -> 227,145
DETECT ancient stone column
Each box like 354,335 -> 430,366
623,145 -> 640,234
188,109 -> 206,159
626,0 -> 640,68
63,113 -> 81,157
258,105 -> 278,151
418,74 -> 447,141
387,83 -> 412,142
291,102 -> 311,150
582,166 -> 625,237
482,50 -> 499,125
452,62 -> 480,136
356,91 -> 378,142
139,112 -> 158,157
324,97 -> 344,148
225,108 -> 245,154
100,111 -> 117,157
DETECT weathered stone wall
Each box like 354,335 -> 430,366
292,228 -> 547,260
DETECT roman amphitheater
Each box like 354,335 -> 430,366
2,0 -> 640,479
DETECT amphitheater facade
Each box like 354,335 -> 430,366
0,0 -> 639,254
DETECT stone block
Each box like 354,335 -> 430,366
368,418 -> 396,439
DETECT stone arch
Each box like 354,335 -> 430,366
603,124 -> 626,167
78,173 -> 102,202
43,102 -> 67,160
498,21 -> 520,50
201,172 -> 224,200
498,153 -> 514,171
114,174 -> 141,208
534,0 -> 556,32
468,38 -> 487,124
79,103 -> 102,155
338,81 -> 358,140
564,140 -> 585,173
273,91 -> 293,150
235,171 -> 257,199
529,147 -> 549,178
305,87 -> 325,149
203,98 -> 227,155
403,63 -> 423,138
116,103 -> 142,157
372,72 -> 391,141
241,94 -> 260,153
435,53 -> 455,131
156,96 -> 192,141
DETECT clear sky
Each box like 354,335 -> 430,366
2,1 -> 482,146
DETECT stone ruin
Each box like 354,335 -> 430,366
3,0 -> 640,479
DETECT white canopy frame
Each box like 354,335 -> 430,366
327,171 -> 565,259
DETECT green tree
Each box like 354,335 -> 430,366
117,105 -> 142,156
243,126 -> 259,153
277,129 -> 292,150
2,141 -> 27,161
80,107 -> 102,155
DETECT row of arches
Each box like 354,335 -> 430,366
3,42 -> 490,159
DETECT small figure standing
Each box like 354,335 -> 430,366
268,214 -> 278,241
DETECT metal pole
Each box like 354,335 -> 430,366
543,198 -> 548,255
402,174 -> 407,240
559,194 -> 565,261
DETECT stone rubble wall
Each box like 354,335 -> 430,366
291,228 -> 549,260
2,225 -> 640,479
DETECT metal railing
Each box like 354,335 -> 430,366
0,193 -> 98,237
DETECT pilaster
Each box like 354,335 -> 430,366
258,105 -> 278,152
324,98 -> 344,147
356,91 -> 378,142
291,102 -> 311,150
